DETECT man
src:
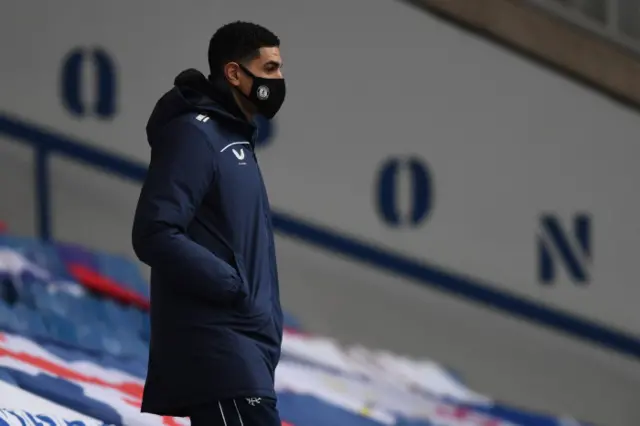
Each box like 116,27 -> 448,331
132,21 -> 285,426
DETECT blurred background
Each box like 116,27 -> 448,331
0,0 -> 639,425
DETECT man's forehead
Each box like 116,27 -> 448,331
257,46 -> 282,65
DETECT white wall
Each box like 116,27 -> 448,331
1,0 -> 640,424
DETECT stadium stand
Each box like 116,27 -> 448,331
0,233 -> 590,425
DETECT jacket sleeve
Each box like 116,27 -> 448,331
132,120 -> 244,303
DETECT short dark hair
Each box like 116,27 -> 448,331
208,21 -> 280,78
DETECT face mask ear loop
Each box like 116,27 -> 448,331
238,63 -> 257,78
232,63 -> 256,102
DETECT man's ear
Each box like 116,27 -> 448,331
223,62 -> 242,87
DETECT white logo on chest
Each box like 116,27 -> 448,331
232,148 -> 245,160
220,141 -> 250,165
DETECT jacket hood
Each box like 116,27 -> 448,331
146,68 -> 255,145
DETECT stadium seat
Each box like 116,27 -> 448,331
0,276 -> 19,305
2,368 -> 123,425
0,232 -> 590,425
94,252 -> 149,297
72,296 -> 102,326
277,393 -> 389,426
44,313 -> 80,347
48,291 -> 77,318
12,303 -> 48,337
139,312 -> 150,342
0,236 -> 71,281
283,311 -> 303,330
78,296 -> 107,324
101,335 -> 124,357
117,333 -> 148,359
0,298 -> 19,331
30,281 -> 54,310
0,368 -> 17,385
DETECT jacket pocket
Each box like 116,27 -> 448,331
232,252 -> 251,301
231,253 -> 269,324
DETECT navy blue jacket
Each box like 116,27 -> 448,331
132,69 -> 283,416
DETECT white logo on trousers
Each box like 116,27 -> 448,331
246,397 -> 262,406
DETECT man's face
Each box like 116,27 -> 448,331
247,46 -> 283,78
226,47 -> 283,95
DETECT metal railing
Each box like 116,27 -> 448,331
0,114 -> 147,241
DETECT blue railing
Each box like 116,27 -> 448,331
1,111 -> 640,360
0,115 -> 147,240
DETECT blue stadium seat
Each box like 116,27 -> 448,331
100,332 -> 125,357
3,368 -> 123,425
0,277 -> 18,305
12,303 -> 48,337
29,281 -> 96,326
0,236 -> 71,281
98,354 -> 147,379
121,305 -> 144,334
277,393 -> 388,426
61,292 -> 95,322
40,341 -> 102,365
75,324 -> 106,353
14,278 -> 38,308
72,295 -> 103,326
44,313 -> 80,346
99,299 -> 130,331
92,297 -> 110,322
0,274 -> 50,309
139,313 -> 150,342
41,290 -> 93,325
0,367 -> 18,385
0,234 -> 37,250
95,253 -> 149,297
283,311 -> 303,330
76,295 -> 103,322
48,291 -> 74,318
82,321 -> 126,357
117,333 -> 148,359
0,299 -> 19,332
31,282 -> 55,311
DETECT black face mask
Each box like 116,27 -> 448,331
237,64 -> 286,119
